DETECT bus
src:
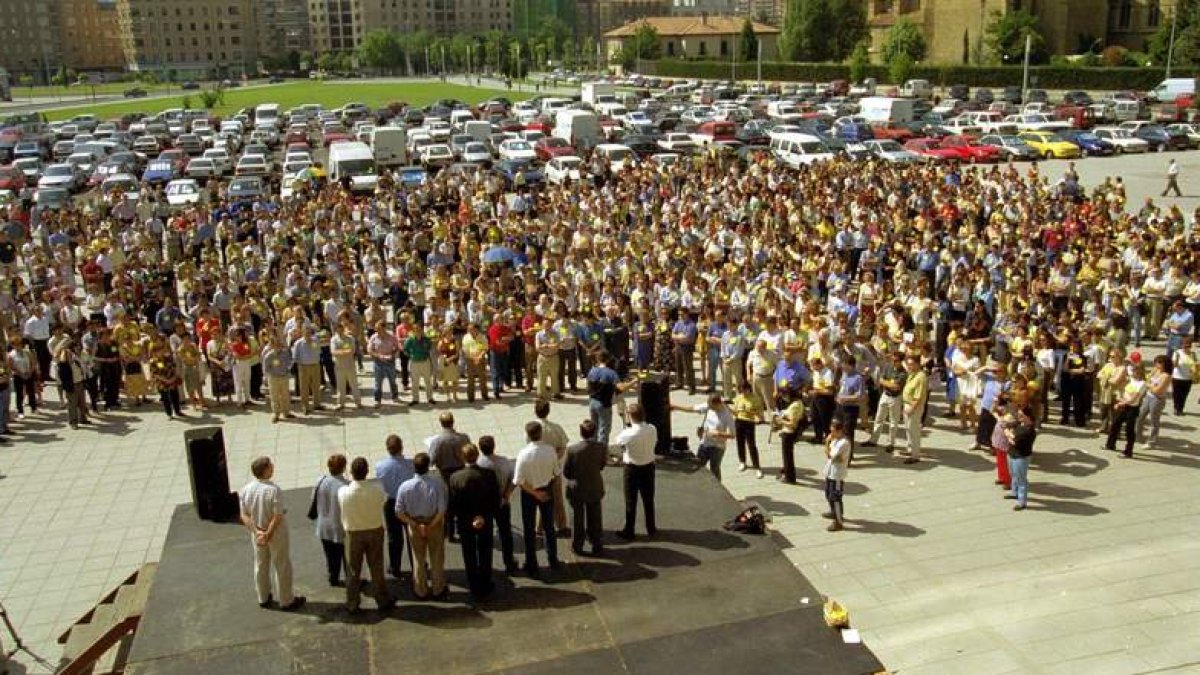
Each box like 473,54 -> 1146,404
254,103 -> 280,129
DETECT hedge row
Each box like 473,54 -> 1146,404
642,60 -> 1170,91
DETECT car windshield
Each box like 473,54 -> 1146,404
167,183 -> 197,195
231,179 -> 260,191
46,165 -> 72,176
605,148 -> 633,161
340,159 -> 376,175
876,141 -> 903,152
148,161 -> 171,171
508,142 -> 531,151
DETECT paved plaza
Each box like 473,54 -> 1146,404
1,152 -> 1199,674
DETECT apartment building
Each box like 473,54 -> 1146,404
0,0 -> 64,83
116,0 -> 259,76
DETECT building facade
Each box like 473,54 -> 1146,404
866,0 -> 1176,65
116,0 -> 259,77
605,15 -> 778,62
256,0 -> 311,62
0,0 -> 64,83
309,0 -> 509,53
63,0 -> 126,72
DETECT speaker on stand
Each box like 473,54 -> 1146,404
638,372 -> 672,456
184,426 -> 239,522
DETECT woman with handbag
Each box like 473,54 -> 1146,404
310,454 -> 350,587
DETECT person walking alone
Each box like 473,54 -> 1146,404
1163,159 -> 1182,197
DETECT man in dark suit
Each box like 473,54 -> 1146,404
448,443 -> 500,597
563,419 -> 607,556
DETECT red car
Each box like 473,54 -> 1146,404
534,137 -> 575,161
903,138 -> 962,163
285,127 -> 310,147
694,121 -> 737,143
323,130 -> 352,147
524,121 -> 550,136
0,165 -> 25,191
938,135 -> 1002,163
872,122 -> 916,142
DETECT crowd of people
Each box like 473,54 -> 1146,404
3,148 -> 1198,528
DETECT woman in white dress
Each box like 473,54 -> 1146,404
952,335 -> 982,431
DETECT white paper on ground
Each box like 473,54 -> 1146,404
841,629 -> 861,644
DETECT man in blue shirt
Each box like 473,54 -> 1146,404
671,312 -> 698,395
376,434 -> 415,580
1163,299 -> 1194,358
835,354 -> 866,460
773,348 -> 811,401
720,320 -> 745,401
585,352 -> 632,446
705,314 -> 726,395
394,453 -> 448,600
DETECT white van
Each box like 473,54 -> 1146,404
254,103 -> 280,129
858,97 -> 917,124
450,109 -> 475,130
370,126 -> 408,168
593,143 -> 635,172
540,97 -> 572,115
327,141 -> 379,193
553,110 -> 601,151
902,79 -> 933,99
1150,78 -> 1195,103
769,132 -> 834,168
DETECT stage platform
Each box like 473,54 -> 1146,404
125,457 -> 883,675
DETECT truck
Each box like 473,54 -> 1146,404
370,126 -> 408,168
582,82 -> 617,106
553,109 -> 601,151
327,141 -> 379,193
858,97 -> 917,124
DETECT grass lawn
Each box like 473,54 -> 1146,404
13,81 -> 177,100
43,81 -> 530,121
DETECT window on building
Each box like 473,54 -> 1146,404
720,39 -> 728,56
1148,1 -> 1161,27
231,36 -> 240,45
699,41 -> 707,56
872,0 -> 893,14
229,6 -> 240,15
1117,1 -> 1131,28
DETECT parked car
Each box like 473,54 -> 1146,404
938,135 -> 1003,162
141,159 -> 178,184
1091,127 -> 1150,153
1132,124 -> 1191,151
861,139 -> 922,164
1017,131 -> 1081,159
545,155 -> 585,184
492,159 -> 544,188
165,178 -> 203,207
38,163 -> 84,191
1057,130 -> 1115,156
123,87 -> 147,98
977,134 -> 1042,161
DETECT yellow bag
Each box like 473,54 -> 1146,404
823,599 -> 850,629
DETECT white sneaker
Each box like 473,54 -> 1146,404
756,469 -> 764,479
738,463 -> 747,472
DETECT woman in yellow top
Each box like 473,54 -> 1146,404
732,382 -> 765,478
1096,348 -> 1128,434
775,388 -> 807,484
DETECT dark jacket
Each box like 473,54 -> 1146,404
448,464 -> 500,522
563,440 -> 607,503
57,356 -> 83,392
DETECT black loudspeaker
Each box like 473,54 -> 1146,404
638,373 -> 672,455
184,426 -> 238,522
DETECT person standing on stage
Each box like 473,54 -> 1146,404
564,419 -> 607,556
376,434 -> 415,580
514,421 -> 561,575
394,453 -> 448,599
477,435 -> 519,574
615,403 -> 658,540
312,453 -> 349,587
239,456 -> 306,611
448,443 -> 500,597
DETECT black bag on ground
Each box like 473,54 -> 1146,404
724,504 -> 766,535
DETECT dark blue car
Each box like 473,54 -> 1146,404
1059,130 -> 1114,156
1134,124 -> 1191,151
493,160 -> 543,188
141,159 -> 177,185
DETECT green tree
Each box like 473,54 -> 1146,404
779,0 -> 834,61
985,9 -> 1048,65
881,18 -> 927,63
1149,0 -> 1200,71
18,74 -> 33,96
888,52 -> 915,85
739,18 -> 758,63
50,68 -> 66,87
618,22 -> 661,68
75,72 -> 89,86
848,40 -> 870,82
828,0 -> 867,61
358,30 -> 404,72
198,88 -> 223,108
581,35 -> 596,70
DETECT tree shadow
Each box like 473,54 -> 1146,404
1033,448 -> 1109,477
845,519 -> 926,537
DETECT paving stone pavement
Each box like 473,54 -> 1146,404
0,363 -> 1197,674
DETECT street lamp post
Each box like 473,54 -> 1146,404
1166,5 -> 1179,79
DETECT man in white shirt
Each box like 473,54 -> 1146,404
823,420 -> 851,532
513,421 -> 561,575
614,403 -> 658,539
23,306 -> 52,381
337,457 -> 394,613
670,394 -> 735,481
239,457 -> 306,611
